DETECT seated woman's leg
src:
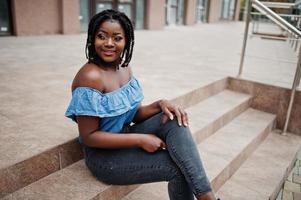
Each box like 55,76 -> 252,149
130,112 -> 212,197
84,146 -> 194,200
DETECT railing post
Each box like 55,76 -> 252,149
282,45 -> 301,135
238,0 -> 252,77
295,36 -> 299,51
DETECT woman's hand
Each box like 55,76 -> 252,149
138,134 -> 166,153
158,99 -> 189,127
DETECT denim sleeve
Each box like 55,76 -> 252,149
64,83 -> 144,122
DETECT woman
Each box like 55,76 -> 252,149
65,9 -> 217,200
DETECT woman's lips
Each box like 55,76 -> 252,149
102,51 -> 116,56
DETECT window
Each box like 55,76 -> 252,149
0,0 -> 12,36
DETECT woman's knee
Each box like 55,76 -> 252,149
158,118 -> 191,138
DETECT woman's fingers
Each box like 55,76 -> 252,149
160,141 -> 167,150
163,107 -> 174,120
159,100 -> 189,127
179,107 -> 189,127
173,107 -> 182,126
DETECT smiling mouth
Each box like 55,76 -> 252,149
102,50 -> 116,56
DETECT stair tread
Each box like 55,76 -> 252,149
121,108 -> 276,200
1,90 -> 253,200
186,89 -> 251,134
216,131 -> 301,200
1,160 -> 109,200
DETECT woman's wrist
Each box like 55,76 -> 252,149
133,134 -> 144,147
156,99 -> 165,111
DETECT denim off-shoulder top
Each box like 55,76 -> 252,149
65,76 -> 144,144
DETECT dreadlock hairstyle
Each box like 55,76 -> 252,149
85,9 -> 134,69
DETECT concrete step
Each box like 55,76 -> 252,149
0,77 -> 228,197
121,108 -> 276,200
187,89 -> 252,143
216,131 -> 301,200
1,89 -> 252,199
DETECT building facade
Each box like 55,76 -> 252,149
0,0 -> 241,36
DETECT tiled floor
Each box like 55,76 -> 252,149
0,22 -> 298,171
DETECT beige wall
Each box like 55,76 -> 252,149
145,0 -> 166,30
234,0 -> 241,21
185,0 -> 197,25
61,0 -> 80,34
11,0 -> 79,36
207,0 -> 220,23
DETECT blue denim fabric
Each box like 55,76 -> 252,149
84,112 -> 212,199
64,76 -> 144,135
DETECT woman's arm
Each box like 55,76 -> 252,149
76,116 -> 166,152
133,100 -> 162,123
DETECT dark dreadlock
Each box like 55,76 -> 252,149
85,9 -> 134,69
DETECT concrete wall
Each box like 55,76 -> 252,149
234,0 -> 241,21
145,0 -> 166,30
11,0 -> 79,36
207,0 -> 220,23
229,78 -> 301,136
61,0 -> 80,34
185,0 -> 197,25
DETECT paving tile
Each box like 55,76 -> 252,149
276,189 -> 283,200
293,192 -> 301,200
282,189 -> 293,200
284,181 -> 301,193
217,132 -> 301,199
293,174 -> 301,185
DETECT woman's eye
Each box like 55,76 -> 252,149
114,37 -> 123,42
97,34 -> 106,40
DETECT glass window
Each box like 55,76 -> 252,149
96,2 -> 113,13
220,0 -> 235,20
177,0 -> 184,24
119,0 -> 132,2
196,0 -> 208,23
79,0 -> 89,32
118,3 -> 132,19
166,0 -> 184,25
0,0 -> 11,35
135,0 -> 145,29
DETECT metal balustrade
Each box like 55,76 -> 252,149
238,0 -> 301,135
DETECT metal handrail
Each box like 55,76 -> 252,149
238,0 -> 301,135
251,12 -> 301,18
252,0 -> 301,37
261,2 -> 295,9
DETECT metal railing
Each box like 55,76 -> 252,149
238,0 -> 301,135
250,12 -> 301,50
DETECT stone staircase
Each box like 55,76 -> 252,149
1,77 -> 301,200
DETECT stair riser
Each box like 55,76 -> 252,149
211,118 -> 276,192
0,139 -> 83,198
171,78 -> 228,109
193,98 -> 252,143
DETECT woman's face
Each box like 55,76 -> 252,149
94,19 -> 126,64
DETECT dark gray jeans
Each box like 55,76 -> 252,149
83,112 -> 212,200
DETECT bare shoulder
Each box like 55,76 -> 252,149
72,63 -> 104,92
127,65 -> 133,77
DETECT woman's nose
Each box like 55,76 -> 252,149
105,37 -> 114,47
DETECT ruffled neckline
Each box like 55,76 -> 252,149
65,76 -> 144,119
72,76 -> 136,96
